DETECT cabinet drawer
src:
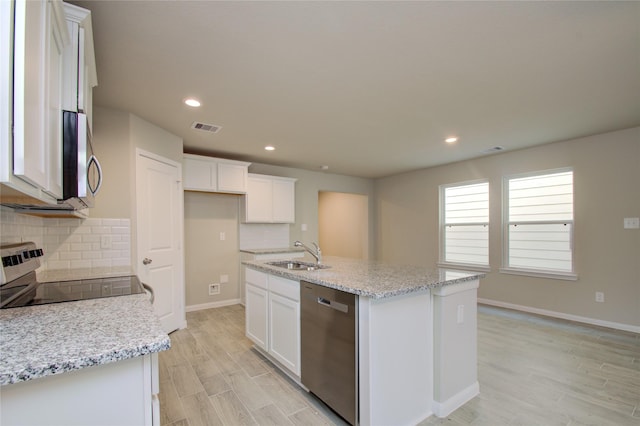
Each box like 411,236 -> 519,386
245,268 -> 267,289
269,275 -> 299,301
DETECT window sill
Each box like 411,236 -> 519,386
499,267 -> 578,281
438,262 -> 491,273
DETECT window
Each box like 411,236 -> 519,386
440,181 -> 489,268
503,169 -> 575,279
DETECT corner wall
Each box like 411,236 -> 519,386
375,127 -> 640,328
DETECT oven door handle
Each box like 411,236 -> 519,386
142,282 -> 154,304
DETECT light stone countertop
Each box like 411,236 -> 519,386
242,256 -> 485,299
0,293 -> 170,386
240,247 -> 305,255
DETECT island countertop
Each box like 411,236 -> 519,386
0,293 -> 170,386
242,256 -> 484,299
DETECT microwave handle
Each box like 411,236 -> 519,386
87,155 -> 103,196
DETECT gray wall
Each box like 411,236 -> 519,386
184,192 -> 240,307
90,106 -> 131,218
375,127 -> 640,327
91,106 -> 184,220
91,106 -> 184,268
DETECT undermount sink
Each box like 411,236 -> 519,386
266,260 -> 330,271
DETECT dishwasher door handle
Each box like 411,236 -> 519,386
317,297 -> 349,313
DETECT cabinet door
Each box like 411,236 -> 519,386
183,157 -> 216,191
245,283 -> 268,350
268,292 -> 300,376
13,0 -> 66,199
13,0 -> 48,190
217,162 -> 247,194
245,175 -> 273,222
1,1 -> 13,183
45,1 -> 66,198
272,179 -> 295,223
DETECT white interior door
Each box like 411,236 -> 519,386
136,149 -> 185,333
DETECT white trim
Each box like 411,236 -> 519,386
478,298 -> 640,334
438,262 -> 491,273
185,299 -> 241,312
432,381 -> 480,418
499,267 -> 578,281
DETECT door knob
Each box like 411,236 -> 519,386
142,258 -> 152,265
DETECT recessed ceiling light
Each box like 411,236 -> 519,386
445,137 -> 458,143
184,98 -> 201,107
320,165 -> 329,171
265,146 -> 275,151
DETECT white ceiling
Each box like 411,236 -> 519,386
72,0 -> 640,179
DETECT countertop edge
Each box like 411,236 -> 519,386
0,336 -> 171,386
242,258 -> 485,299
0,294 -> 171,386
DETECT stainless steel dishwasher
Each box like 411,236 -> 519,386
301,281 -> 357,425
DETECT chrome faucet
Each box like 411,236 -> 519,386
294,241 -> 322,264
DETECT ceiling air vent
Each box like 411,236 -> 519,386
191,121 -> 222,134
480,146 -> 504,155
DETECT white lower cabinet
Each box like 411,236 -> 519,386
1,353 -> 160,426
245,267 -> 300,376
245,282 -> 268,350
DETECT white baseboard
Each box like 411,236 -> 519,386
478,298 -> 640,334
432,382 -> 479,418
185,298 -> 241,312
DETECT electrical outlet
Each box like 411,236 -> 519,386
219,232 -> 226,241
209,283 -> 220,295
100,235 -> 112,249
220,274 -> 229,283
623,217 -> 639,229
457,305 -> 464,324
595,292 -> 604,303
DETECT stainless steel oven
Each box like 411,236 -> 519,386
0,242 -> 150,309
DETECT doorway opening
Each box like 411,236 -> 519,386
318,191 -> 369,260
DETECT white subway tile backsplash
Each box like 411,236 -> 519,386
82,234 -> 100,243
59,251 -> 82,260
82,251 -> 102,260
71,243 -> 93,251
0,208 -> 131,272
112,258 -> 130,267
47,260 -> 70,270
239,223 -> 290,250
70,260 -> 92,269
91,259 -> 113,268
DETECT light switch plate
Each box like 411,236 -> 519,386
623,218 -> 639,229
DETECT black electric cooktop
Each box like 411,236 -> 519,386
0,274 -> 145,309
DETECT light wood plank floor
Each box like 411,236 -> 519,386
159,304 -> 640,426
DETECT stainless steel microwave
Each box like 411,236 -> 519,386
61,110 -> 102,209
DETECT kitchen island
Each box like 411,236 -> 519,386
243,256 -> 484,426
0,290 -> 170,425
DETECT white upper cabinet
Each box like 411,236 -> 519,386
61,2 -> 97,128
242,173 -> 296,223
182,154 -> 250,194
4,0 -> 69,203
